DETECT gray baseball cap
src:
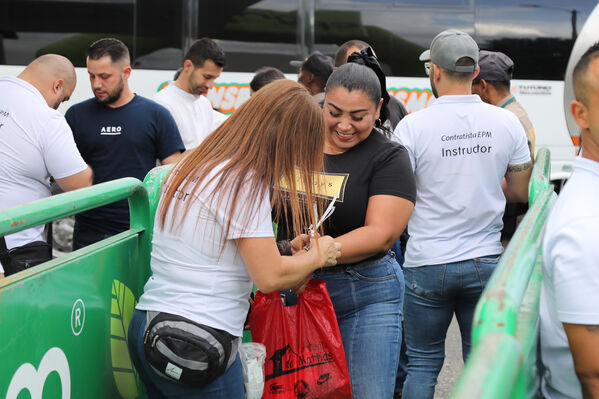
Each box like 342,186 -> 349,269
419,29 -> 479,73
478,50 -> 514,81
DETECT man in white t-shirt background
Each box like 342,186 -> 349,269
540,42 -> 599,399
154,38 -> 227,150
0,55 -> 93,277
393,29 -> 532,399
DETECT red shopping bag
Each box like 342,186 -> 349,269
250,279 -> 352,399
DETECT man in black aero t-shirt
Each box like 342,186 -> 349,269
66,38 -> 184,249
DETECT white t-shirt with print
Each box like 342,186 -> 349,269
0,76 -> 87,252
136,165 -> 274,337
154,83 -> 216,150
540,156 -> 599,399
393,95 -> 530,267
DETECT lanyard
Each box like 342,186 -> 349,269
501,97 -> 516,108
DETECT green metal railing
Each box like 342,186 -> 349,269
0,178 -> 151,281
141,164 -> 173,240
0,175 -> 170,399
0,148 -> 557,398
450,148 -> 557,399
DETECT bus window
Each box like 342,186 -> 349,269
204,1 -> 304,73
0,0 -> 135,67
0,0 -> 202,70
394,0 -> 471,5
132,0 -> 186,70
475,0 -> 596,80
313,1 -> 474,76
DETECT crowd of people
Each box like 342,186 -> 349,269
0,28 -> 597,399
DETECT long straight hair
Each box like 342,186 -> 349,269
158,79 -> 325,244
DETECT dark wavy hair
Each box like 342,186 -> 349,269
250,66 -> 286,93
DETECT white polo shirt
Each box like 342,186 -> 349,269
393,95 -> 530,267
540,156 -> 599,399
154,83 -> 218,150
0,76 -> 87,251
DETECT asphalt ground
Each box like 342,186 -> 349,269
434,316 -> 464,399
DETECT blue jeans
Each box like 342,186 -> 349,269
391,240 -> 408,396
314,251 -> 403,399
127,309 -> 245,399
401,256 -> 500,399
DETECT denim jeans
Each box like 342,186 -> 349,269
401,255 -> 500,399
127,309 -> 245,399
391,239 -> 408,396
314,251 -> 404,399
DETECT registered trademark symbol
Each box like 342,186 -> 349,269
70,298 -> 85,336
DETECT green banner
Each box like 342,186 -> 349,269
0,173 -> 173,398
0,234 -> 146,398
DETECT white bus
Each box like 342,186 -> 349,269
2,0 -> 597,185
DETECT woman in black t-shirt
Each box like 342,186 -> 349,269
313,62 -> 416,398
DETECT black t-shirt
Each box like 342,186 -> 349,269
386,96 -> 408,130
321,129 -> 416,238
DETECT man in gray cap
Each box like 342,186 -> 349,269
291,50 -> 333,103
393,29 -> 532,399
472,50 -> 535,244
472,50 -> 535,155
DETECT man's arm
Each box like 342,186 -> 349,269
160,152 -> 182,165
563,323 -> 599,398
55,166 -> 93,191
503,161 -> 532,203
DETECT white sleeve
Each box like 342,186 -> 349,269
393,119 -> 416,171
154,90 -> 175,114
508,115 -> 531,165
212,110 -> 228,131
224,185 -> 274,240
42,115 -> 87,179
547,216 -> 599,324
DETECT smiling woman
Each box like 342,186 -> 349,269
325,86 -> 380,152
314,62 -> 417,398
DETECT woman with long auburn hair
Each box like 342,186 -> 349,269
127,79 -> 342,398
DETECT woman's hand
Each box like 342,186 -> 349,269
237,235 -> 340,294
291,275 -> 311,295
290,233 -> 310,255
309,235 -> 342,267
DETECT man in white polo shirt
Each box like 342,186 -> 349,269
540,42 -> 599,399
0,54 -> 92,277
393,30 -> 532,399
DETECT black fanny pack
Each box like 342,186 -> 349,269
143,311 -> 239,388
0,224 -> 53,276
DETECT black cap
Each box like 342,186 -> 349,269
290,51 -> 334,80
478,50 -> 514,81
